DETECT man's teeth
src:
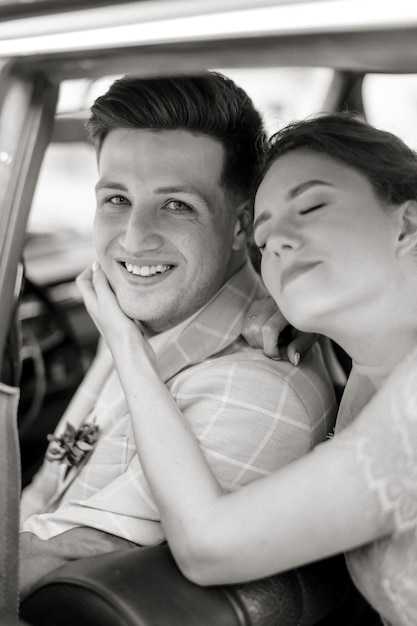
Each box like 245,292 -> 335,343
124,263 -> 171,277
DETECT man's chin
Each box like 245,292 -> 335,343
116,300 -> 171,334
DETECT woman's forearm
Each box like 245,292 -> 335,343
110,333 -> 391,585
111,334 -> 225,545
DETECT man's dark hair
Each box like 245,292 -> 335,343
263,112 -> 417,205
86,72 -> 266,201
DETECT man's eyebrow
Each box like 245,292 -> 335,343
253,211 -> 272,232
95,180 -> 128,192
155,184 -> 201,195
287,179 -> 333,200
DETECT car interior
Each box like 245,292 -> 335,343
1,0 -> 417,624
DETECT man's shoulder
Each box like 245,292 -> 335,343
209,336 -> 331,378
171,338 -> 336,408
188,335 -> 291,374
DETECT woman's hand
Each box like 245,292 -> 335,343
76,262 -> 156,365
242,295 -> 318,366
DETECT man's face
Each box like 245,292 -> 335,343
94,128 -> 245,333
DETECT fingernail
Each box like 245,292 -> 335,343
271,355 -> 282,361
293,352 -> 300,366
92,260 -> 99,272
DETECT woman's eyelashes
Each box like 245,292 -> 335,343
299,203 -> 325,215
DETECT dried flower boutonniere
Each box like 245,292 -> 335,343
46,420 -> 99,477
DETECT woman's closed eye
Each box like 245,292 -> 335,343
299,203 -> 325,215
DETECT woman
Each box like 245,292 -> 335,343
78,114 -> 417,626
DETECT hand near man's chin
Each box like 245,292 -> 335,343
76,262 -> 156,366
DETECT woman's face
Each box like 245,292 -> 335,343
253,148 -> 401,334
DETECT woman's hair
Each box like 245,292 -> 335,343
262,113 -> 417,205
86,72 -> 266,201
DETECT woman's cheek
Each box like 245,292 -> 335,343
260,259 -> 278,302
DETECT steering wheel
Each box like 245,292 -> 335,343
18,277 -> 89,485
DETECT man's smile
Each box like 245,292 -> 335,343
123,262 -> 173,277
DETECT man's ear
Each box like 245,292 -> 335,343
232,201 -> 252,251
396,200 -> 417,257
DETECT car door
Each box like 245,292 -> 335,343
0,62 -> 58,615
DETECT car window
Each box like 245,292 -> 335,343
27,142 -> 97,235
363,73 -> 417,150
218,67 -> 333,134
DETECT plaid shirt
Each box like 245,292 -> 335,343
21,261 -> 336,545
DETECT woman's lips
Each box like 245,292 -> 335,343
280,261 -> 322,288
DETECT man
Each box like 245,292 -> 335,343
20,72 -> 336,597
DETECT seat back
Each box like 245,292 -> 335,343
21,545 -> 362,626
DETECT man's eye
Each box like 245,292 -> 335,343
107,195 -> 129,205
299,203 -> 325,215
164,200 -> 193,213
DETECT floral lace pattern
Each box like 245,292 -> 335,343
337,346 -> 417,626
357,358 -> 417,533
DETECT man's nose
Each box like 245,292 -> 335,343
120,206 -> 164,252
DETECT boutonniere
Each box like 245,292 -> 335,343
46,420 -> 99,476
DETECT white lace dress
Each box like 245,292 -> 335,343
331,346 -> 417,626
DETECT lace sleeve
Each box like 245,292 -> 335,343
334,346 -> 417,535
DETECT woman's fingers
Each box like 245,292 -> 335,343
243,296 -> 280,345
260,312 -> 287,359
286,331 -> 319,366
243,296 -> 318,365
76,266 -> 98,315
243,297 -> 288,359
76,263 -> 124,336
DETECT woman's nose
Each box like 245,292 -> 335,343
120,206 -> 164,252
265,222 -> 301,257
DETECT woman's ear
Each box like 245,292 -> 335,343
232,201 -> 252,251
396,200 -> 417,257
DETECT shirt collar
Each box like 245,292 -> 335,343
149,260 -> 266,382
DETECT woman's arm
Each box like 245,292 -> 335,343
76,264 -> 392,585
